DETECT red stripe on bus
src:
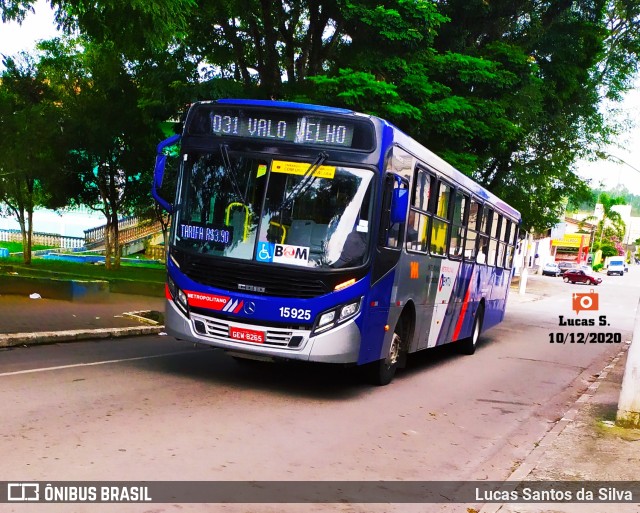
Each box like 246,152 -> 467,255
453,285 -> 472,341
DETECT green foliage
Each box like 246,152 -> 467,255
310,70 -> 421,120
35,37 -> 164,269
592,263 -> 604,272
571,185 -> 640,216
598,242 -> 619,258
0,0 -> 34,23
0,242 -> 55,253
3,0 -> 640,236
0,52 -> 71,263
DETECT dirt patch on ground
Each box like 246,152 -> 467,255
123,310 -> 164,325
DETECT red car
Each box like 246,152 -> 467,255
562,269 -> 602,285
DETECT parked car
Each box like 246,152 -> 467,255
542,262 -> 562,276
563,269 -> 602,285
557,261 -> 576,272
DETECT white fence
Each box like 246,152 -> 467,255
0,229 -> 85,249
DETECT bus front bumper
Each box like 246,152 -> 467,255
164,299 -> 361,364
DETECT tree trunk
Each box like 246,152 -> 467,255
112,210 -> 121,269
104,218 -> 113,271
18,215 -> 29,265
25,208 -> 33,265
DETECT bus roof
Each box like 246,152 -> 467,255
215,98 -> 355,116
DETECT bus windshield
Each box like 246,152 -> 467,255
172,149 -> 375,269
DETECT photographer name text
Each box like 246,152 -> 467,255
477,486 -> 633,502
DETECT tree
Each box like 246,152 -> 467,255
179,0 -> 350,99
595,192 -> 626,243
582,192 -> 626,256
4,0 -> 640,235
293,1 -> 638,231
0,53 -> 67,264
38,37 -> 161,269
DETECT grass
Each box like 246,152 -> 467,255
0,241 -> 57,253
1,255 -> 165,283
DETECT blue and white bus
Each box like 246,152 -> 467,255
152,99 -> 521,385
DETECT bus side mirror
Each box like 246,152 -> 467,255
152,134 -> 181,213
390,188 -> 408,224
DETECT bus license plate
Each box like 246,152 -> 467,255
229,326 -> 265,344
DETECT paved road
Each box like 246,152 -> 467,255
1,267 -> 638,513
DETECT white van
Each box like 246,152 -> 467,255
606,256 -> 627,276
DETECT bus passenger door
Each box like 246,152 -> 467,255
361,174 -> 407,364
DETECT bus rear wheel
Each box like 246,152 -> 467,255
457,304 -> 483,355
368,331 -> 402,386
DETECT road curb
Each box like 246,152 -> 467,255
0,325 -> 165,348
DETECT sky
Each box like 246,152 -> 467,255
0,0 -> 58,60
2,1 -> 640,196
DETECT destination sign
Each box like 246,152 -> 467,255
187,105 -> 374,150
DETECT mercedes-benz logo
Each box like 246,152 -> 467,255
244,301 -> 256,315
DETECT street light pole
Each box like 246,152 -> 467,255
601,152 -> 640,196
603,153 -> 640,175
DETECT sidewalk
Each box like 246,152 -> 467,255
496,273 -> 640,512
0,292 -> 165,347
479,344 -> 640,513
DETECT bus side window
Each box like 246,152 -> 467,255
495,215 -> 507,267
476,206 -> 491,264
487,212 -> 500,266
504,220 -> 516,269
407,168 -> 432,253
449,190 -> 467,259
465,199 -> 480,261
380,174 -> 408,249
430,180 -> 451,256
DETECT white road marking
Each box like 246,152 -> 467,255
0,349 -> 207,377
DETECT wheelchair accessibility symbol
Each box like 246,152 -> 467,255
256,242 -> 274,262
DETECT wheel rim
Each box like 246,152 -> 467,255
385,333 -> 401,368
472,316 -> 481,346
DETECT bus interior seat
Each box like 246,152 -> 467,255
286,220 -> 329,254
230,210 -> 246,241
287,219 -> 314,247
310,223 -> 328,254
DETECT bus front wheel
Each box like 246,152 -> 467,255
458,304 -> 484,355
368,331 -> 402,386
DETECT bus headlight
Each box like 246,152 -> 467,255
176,288 -> 188,311
312,298 -> 362,335
168,275 -> 188,314
339,302 -> 359,321
316,311 -> 336,333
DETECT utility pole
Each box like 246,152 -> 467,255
518,230 -> 533,295
617,298 -> 640,428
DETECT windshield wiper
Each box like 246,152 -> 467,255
220,144 -> 248,204
278,151 -> 329,212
